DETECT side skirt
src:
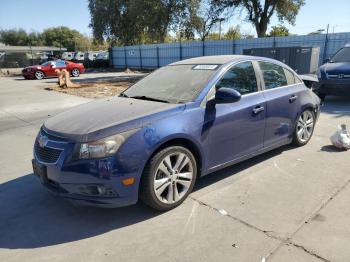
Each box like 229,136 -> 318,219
202,138 -> 291,177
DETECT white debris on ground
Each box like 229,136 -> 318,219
330,124 -> 350,150
218,209 -> 228,216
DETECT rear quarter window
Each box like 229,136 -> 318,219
283,68 -> 296,85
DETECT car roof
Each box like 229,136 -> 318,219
169,55 -> 247,66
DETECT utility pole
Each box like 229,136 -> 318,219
219,18 -> 225,40
323,24 -> 330,63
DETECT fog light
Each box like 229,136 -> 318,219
122,177 -> 135,186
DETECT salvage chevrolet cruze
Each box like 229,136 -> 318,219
32,55 -> 321,211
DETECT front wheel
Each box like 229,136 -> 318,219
34,70 -> 45,80
140,146 -> 197,211
292,109 -> 315,146
71,68 -> 80,77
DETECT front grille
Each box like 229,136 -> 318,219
35,142 -> 62,163
327,74 -> 350,80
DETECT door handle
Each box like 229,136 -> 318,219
253,106 -> 264,114
289,95 -> 298,103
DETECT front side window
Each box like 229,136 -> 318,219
259,61 -> 287,89
215,61 -> 258,95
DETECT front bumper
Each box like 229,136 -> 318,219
316,79 -> 350,96
22,70 -> 35,79
32,130 -> 141,208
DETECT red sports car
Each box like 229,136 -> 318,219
22,60 -> 85,80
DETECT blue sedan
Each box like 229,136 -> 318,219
32,55 -> 321,210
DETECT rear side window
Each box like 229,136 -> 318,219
258,61 -> 287,89
216,61 -> 258,95
55,60 -> 66,67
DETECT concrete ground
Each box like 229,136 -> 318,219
0,73 -> 349,262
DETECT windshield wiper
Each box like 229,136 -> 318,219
130,95 -> 170,103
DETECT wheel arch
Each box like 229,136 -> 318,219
146,136 -> 204,178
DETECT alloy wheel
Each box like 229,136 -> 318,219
72,68 -> 80,77
296,110 -> 314,143
35,71 -> 44,80
153,152 -> 194,204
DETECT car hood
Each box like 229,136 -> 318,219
43,97 -> 184,142
24,65 -> 43,70
321,62 -> 350,75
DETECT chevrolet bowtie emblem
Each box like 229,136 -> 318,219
38,135 -> 48,148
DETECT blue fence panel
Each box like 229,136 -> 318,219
112,32 -> 350,70
181,41 -> 204,59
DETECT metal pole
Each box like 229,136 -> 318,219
30,42 -> 34,66
323,24 -> 330,63
219,20 -> 222,40
179,40 -> 182,61
156,46 -> 160,68
202,40 -> 205,56
139,45 -> 142,70
124,47 -> 127,69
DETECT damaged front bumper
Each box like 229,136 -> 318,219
32,129 -> 141,208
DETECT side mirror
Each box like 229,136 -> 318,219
214,88 -> 241,104
324,58 -> 330,63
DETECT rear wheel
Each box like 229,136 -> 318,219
71,68 -> 80,77
34,70 -> 45,80
140,146 -> 197,211
292,109 -> 315,146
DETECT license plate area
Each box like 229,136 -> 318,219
32,159 -> 48,184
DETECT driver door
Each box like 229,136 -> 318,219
205,61 -> 266,169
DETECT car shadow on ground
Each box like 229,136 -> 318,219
321,96 -> 350,118
0,145 -> 290,250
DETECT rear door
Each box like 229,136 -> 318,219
257,61 -> 302,148
206,61 -> 266,169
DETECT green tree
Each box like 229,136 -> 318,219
88,0 -> 183,45
268,24 -> 290,37
224,26 -> 242,39
0,29 -> 29,45
41,26 -> 88,50
216,0 -> 304,37
177,0 -> 233,41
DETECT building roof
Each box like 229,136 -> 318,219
170,55 -> 246,65
0,46 -> 67,52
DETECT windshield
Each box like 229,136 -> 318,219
122,65 -> 217,103
41,61 -> 52,66
330,47 -> 350,63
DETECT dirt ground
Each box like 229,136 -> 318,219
43,73 -> 143,98
44,80 -> 136,98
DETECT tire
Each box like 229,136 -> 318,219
140,146 -> 197,211
34,70 -> 45,80
292,109 -> 315,146
71,68 -> 80,77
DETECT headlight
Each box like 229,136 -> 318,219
73,129 -> 139,160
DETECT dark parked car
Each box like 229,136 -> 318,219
22,60 -> 85,80
316,44 -> 350,99
32,55 -> 320,211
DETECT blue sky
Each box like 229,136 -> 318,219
0,0 -> 350,37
